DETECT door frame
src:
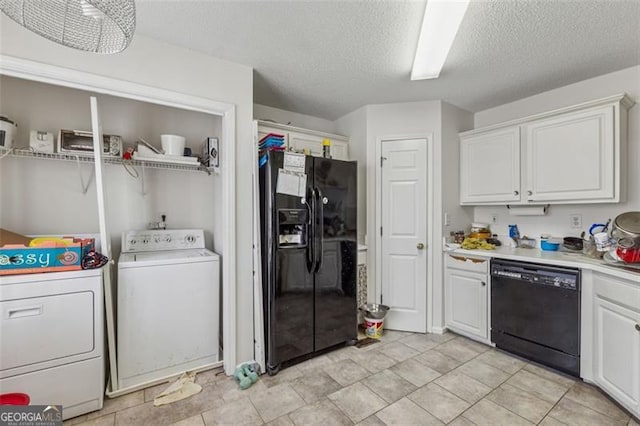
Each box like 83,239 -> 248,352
374,134 -> 434,333
0,55 -> 238,381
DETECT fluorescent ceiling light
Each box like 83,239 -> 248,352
411,0 -> 470,80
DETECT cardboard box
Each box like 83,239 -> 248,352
0,232 -> 94,276
0,228 -> 32,246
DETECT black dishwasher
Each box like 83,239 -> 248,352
491,259 -> 581,377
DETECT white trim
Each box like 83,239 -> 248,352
256,119 -> 349,142
0,55 -> 238,382
374,134 -> 434,333
461,93 -> 634,137
430,326 -> 448,335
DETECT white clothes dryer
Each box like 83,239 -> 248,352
117,229 -> 220,390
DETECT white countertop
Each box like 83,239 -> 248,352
444,245 -> 640,282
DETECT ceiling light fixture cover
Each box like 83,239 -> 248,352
0,0 -> 136,54
411,0 -> 470,80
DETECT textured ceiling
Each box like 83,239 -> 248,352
135,0 -> 640,120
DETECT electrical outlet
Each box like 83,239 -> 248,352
444,212 -> 451,227
491,213 -> 498,224
570,214 -> 582,229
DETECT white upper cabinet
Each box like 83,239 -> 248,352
460,127 -> 521,204
257,121 -> 349,161
524,106 -> 614,202
459,94 -> 633,205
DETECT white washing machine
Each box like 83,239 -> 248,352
117,229 -> 220,390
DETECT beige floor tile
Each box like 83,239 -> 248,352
201,397 -> 262,425
326,346 -> 358,362
249,382 -> 306,423
539,416 -> 568,426
462,399 -> 534,425
399,334 -> 441,352
424,332 -> 457,343
407,383 -> 470,423
453,336 -> 491,354
455,358 -> 511,388
505,369 -> 570,403
434,339 -> 483,363
413,349 -> 463,374
290,370 -> 343,404
390,357 -> 441,387
379,330 -> 413,343
71,413 -> 115,426
170,414 -> 205,426
323,358 -> 370,386
375,341 -> 420,362
350,349 -> 397,373
486,383 -> 554,424
327,382 -> 388,423
564,382 -> 630,422
548,397 -> 628,426
115,383 -> 223,426
475,349 -> 526,375
87,390 -> 145,420
265,415 -> 294,426
630,417 -> 640,426
375,397 -> 443,425
64,415 -> 88,425
357,415 -> 386,425
296,354 -> 334,373
194,367 -> 226,386
288,398 -> 352,426
362,369 -> 417,403
260,366 -> 304,388
220,377 -> 268,403
434,371 -> 492,404
523,363 -> 577,388
447,416 -> 477,426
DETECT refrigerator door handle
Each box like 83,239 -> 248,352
314,187 -> 324,273
306,188 -> 316,272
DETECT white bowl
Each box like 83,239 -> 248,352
160,134 -> 186,156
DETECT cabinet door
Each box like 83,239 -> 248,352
525,106 -> 614,202
331,140 -> 349,160
460,127 -> 521,204
288,131 -> 324,157
445,267 -> 488,340
593,277 -> 640,414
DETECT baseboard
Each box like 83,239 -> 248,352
430,326 -> 448,335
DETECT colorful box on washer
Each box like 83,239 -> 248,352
0,238 -> 92,275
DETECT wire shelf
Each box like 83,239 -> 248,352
0,148 -> 210,174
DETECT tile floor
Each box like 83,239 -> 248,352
65,331 -> 639,426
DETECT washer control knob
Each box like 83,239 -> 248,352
185,234 -> 196,245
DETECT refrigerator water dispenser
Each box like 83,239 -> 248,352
278,209 -> 308,247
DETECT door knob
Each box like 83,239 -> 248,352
417,243 -> 425,250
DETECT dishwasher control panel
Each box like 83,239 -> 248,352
491,260 -> 579,290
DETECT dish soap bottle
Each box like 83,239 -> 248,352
509,224 -> 520,248
322,138 -> 331,159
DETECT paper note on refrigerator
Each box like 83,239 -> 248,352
283,152 -> 306,173
276,168 -> 307,197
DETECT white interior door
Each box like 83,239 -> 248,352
380,139 -> 427,332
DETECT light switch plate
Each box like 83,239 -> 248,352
570,214 -> 582,229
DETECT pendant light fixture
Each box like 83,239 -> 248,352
0,0 -> 136,54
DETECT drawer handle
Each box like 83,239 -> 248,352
8,305 -> 43,319
482,281 -> 486,286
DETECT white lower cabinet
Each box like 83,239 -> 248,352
592,272 -> 640,418
445,254 -> 489,342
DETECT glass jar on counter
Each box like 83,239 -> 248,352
454,231 -> 465,244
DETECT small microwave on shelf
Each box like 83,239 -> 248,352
58,129 -> 123,157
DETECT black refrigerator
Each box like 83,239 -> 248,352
259,151 -> 357,375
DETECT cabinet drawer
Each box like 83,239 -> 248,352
0,357 -> 103,420
1,291 -> 94,371
445,254 -> 489,274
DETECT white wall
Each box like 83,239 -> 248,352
0,18 -> 256,364
334,106 -> 367,242
473,66 -> 640,240
254,103 -> 336,133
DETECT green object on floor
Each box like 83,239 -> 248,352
242,364 -> 258,384
233,366 -> 252,390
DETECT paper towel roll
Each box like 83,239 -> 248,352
507,205 -> 549,216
